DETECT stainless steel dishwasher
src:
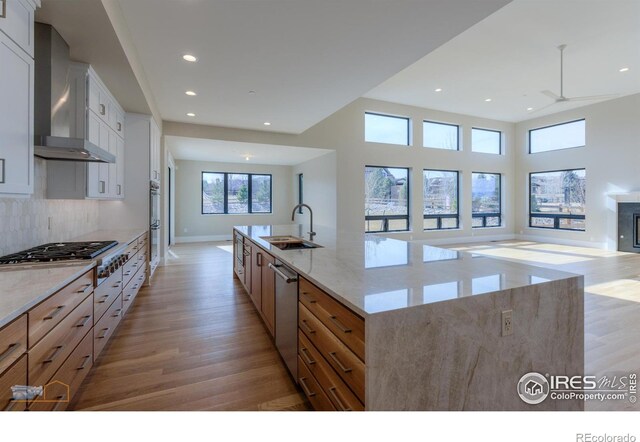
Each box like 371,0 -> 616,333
268,259 -> 298,380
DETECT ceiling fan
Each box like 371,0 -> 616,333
534,44 -> 617,112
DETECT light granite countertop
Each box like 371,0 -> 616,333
234,224 -> 582,317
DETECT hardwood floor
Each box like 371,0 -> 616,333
70,242 -> 308,411
447,240 -> 640,411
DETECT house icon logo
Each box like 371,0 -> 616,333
517,372 -> 549,405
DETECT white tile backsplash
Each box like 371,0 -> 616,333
0,158 -> 99,256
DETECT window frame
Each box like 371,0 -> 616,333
364,112 -> 411,146
528,168 -> 586,231
297,173 -> 304,214
423,169 -> 460,231
365,165 -> 410,233
471,127 -> 502,155
471,172 -> 502,229
528,118 -> 586,154
422,120 -> 460,151
201,171 -> 273,215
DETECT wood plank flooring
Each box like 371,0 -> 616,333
69,242 -> 308,411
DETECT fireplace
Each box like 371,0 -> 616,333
617,203 -> 640,252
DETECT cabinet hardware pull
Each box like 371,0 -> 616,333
77,355 -> 92,370
99,104 -> 106,115
97,294 -> 109,304
257,253 -> 262,267
112,309 -> 122,318
99,180 -> 106,194
0,343 -> 19,363
112,283 -> 120,288
76,283 -> 92,294
300,320 -> 316,335
298,377 -> 316,397
3,401 -> 16,412
300,292 -> 317,304
44,305 -> 65,320
117,184 -> 122,195
329,315 -> 352,334
0,158 -> 5,184
300,347 -> 316,365
328,387 -> 351,411
74,315 -> 91,328
328,352 -> 352,373
0,1 -> 6,19
43,345 -> 64,364
97,328 -> 110,339
117,122 -> 122,132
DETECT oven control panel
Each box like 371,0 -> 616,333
97,253 -> 129,280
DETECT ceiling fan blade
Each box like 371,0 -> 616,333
528,102 -> 559,114
566,94 -> 619,102
541,90 -> 561,100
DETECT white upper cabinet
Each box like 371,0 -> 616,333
0,0 -> 38,195
150,118 -> 161,183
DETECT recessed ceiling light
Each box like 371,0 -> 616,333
263,122 -> 271,126
485,98 -> 492,102
185,90 -> 197,96
527,107 -> 533,111
434,88 -> 442,92
186,112 -> 196,117
245,156 -> 250,161
619,67 -> 630,72
182,54 -> 197,62
248,90 -> 256,95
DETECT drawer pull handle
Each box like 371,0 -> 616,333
75,315 -> 91,328
328,387 -> 352,411
97,295 -> 109,304
300,320 -> 316,335
112,283 -> 121,288
43,345 -> 64,364
97,328 -> 110,339
3,401 -> 17,412
329,315 -> 352,334
76,283 -> 93,294
99,103 -> 106,115
112,309 -> 122,318
44,305 -> 65,320
77,354 -> 92,370
300,292 -> 317,304
328,352 -> 352,373
300,347 -> 316,365
0,343 -> 19,363
298,377 -> 316,398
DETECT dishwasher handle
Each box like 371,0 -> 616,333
268,262 -> 298,283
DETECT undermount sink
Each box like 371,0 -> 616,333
260,235 -> 322,250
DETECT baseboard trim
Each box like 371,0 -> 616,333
422,233 -> 516,246
516,234 -> 607,249
175,234 -> 232,243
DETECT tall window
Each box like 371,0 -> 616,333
472,172 -> 501,228
423,121 -> 459,150
365,112 -> 410,145
529,119 -> 585,153
472,128 -> 501,154
423,170 -> 459,230
530,169 -> 586,231
365,166 -> 409,232
202,172 -> 272,214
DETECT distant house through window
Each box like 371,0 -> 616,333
365,166 -> 409,232
202,172 -> 272,214
472,172 -> 501,228
530,169 -> 586,230
364,112 -> 410,145
423,170 -> 459,230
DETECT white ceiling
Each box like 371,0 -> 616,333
366,0 -> 640,122
116,0 -> 510,133
166,136 -> 332,166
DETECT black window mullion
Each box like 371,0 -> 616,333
223,173 -> 229,214
247,173 -> 253,213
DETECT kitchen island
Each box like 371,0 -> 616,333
234,224 -> 584,411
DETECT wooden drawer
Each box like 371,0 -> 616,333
0,355 -> 27,411
0,315 -> 27,375
94,294 -> 123,361
122,251 -> 142,287
123,262 -> 146,316
29,329 -> 94,411
299,277 -> 365,361
29,294 -> 93,388
297,356 -> 335,411
138,232 -> 148,248
299,303 -> 365,403
299,330 -> 363,411
94,268 -> 122,321
29,270 -> 93,348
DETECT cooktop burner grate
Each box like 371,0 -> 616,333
0,241 -> 118,264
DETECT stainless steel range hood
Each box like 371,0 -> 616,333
34,23 -> 114,163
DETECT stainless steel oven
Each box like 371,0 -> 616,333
150,181 -> 160,274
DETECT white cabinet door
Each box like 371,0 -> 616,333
86,112 -> 110,198
150,119 -> 160,182
108,128 -> 118,197
0,0 -> 36,57
0,32 -> 33,195
116,136 -> 124,199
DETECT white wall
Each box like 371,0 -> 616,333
291,152 -> 337,230
515,93 -> 640,249
174,159 -> 293,242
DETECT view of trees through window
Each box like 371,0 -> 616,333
202,172 -> 271,214
423,170 -> 459,230
365,166 -> 409,232
472,172 -> 501,228
530,169 -> 585,230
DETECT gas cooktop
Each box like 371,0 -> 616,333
0,241 -> 118,265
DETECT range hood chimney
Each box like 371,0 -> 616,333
34,23 -> 114,163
